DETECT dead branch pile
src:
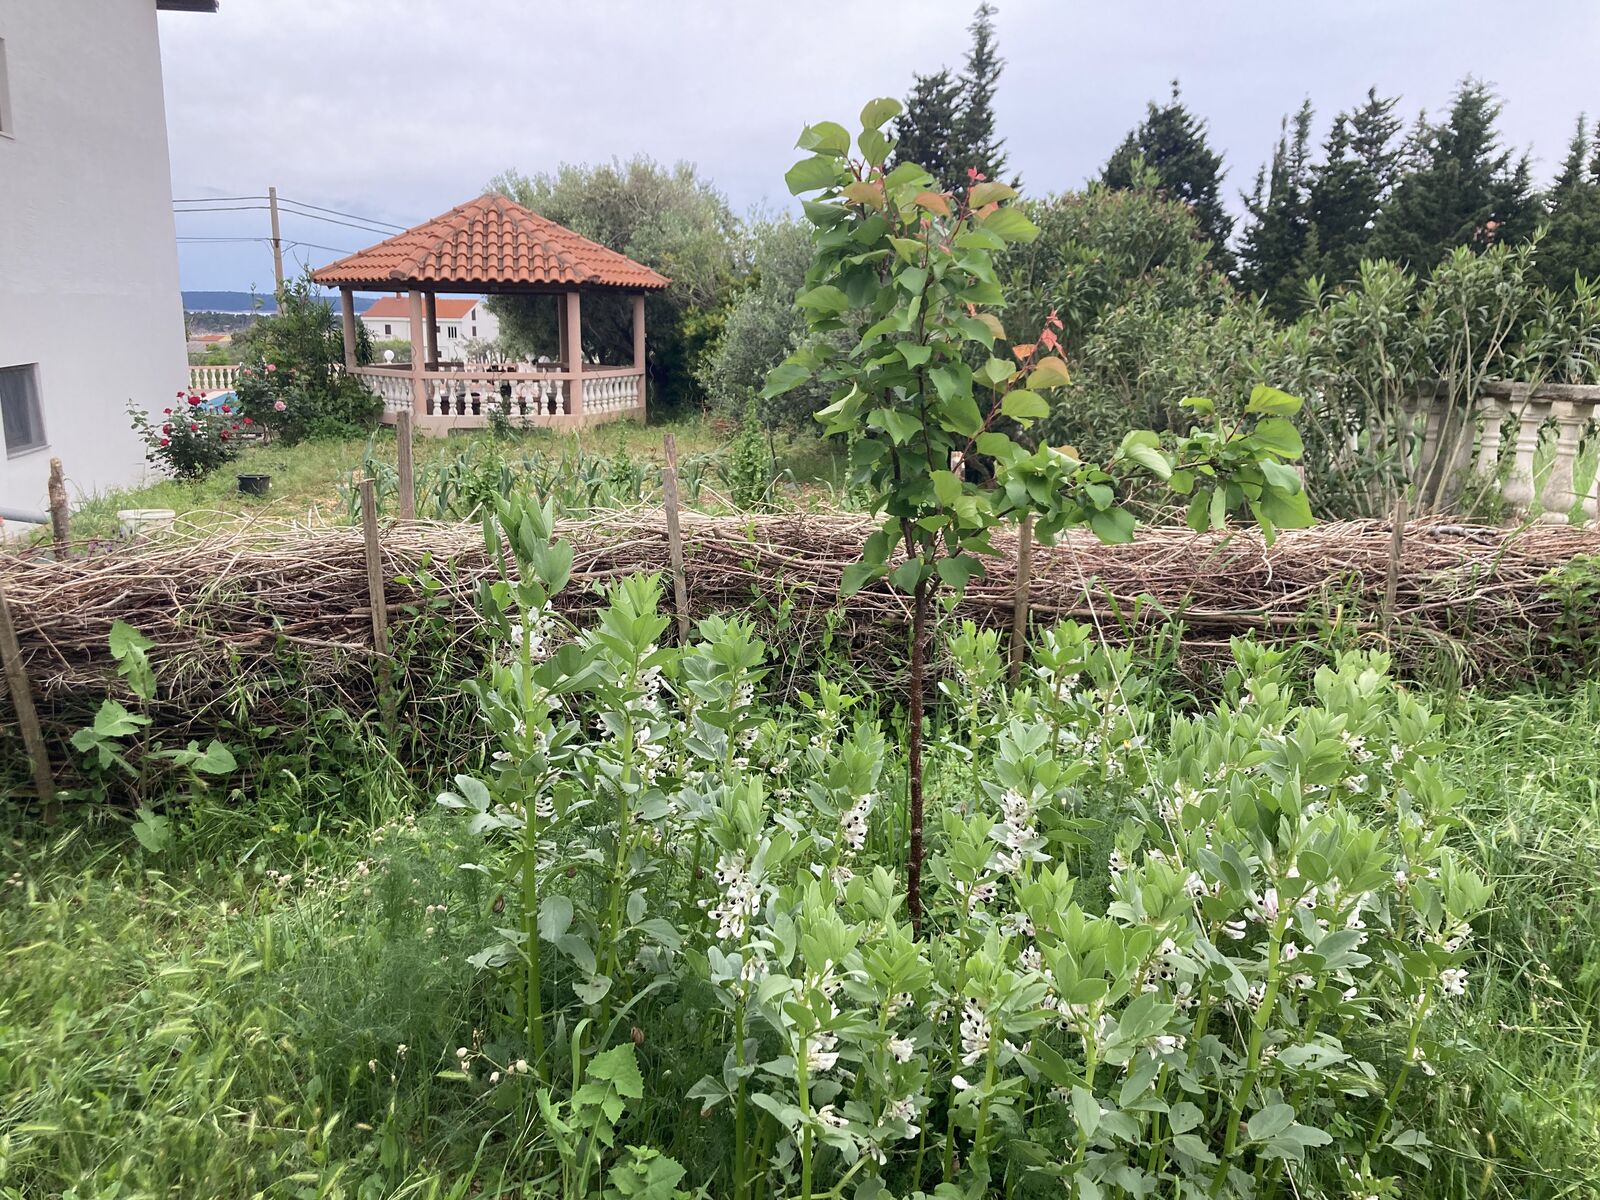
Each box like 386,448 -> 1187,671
2,513 -> 1596,745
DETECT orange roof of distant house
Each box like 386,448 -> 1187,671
193,332 -> 231,343
362,295 -> 479,320
311,194 -> 671,291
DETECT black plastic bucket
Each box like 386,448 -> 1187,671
238,473 -> 272,496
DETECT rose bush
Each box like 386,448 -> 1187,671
128,391 -> 248,480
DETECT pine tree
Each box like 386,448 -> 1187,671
1535,114 -> 1600,289
1370,79 -> 1537,269
893,69 -> 964,192
1301,88 -> 1402,287
1102,82 -> 1235,270
956,2 -> 1009,183
1238,100 -> 1315,313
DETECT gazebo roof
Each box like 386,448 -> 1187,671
311,194 -> 671,292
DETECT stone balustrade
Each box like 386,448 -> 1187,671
188,363 -> 240,394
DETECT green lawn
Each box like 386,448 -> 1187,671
63,416 -> 844,541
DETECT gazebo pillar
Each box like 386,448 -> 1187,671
422,292 -> 439,366
562,289 -> 584,419
632,293 -> 646,417
407,289 -> 427,419
339,287 -> 357,370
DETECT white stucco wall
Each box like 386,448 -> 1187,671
0,0 -> 188,518
359,301 -> 502,360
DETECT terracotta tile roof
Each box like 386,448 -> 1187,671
312,194 -> 671,291
361,295 -> 479,320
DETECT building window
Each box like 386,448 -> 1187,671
472,325 -> 477,336
0,364 -> 47,457
384,323 -> 392,335
0,39 -> 12,137
447,326 -> 459,339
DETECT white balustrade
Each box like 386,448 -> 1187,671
348,365 -> 644,428
188,363 -> 241,393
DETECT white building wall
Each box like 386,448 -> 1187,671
0,0 -> 188,518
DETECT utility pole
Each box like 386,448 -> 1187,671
268,185 -> 284,292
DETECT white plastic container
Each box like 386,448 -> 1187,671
117,508 -> 177,538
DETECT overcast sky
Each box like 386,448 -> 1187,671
159,0 -> 1600,293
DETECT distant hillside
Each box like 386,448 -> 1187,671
183,290 -> 378,314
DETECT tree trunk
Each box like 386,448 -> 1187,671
907,573 -> 928,936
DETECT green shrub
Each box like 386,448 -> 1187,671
127,391 -> 247,480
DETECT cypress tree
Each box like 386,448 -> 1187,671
956,2 -> 1009,183
1102,82 -> 1235,270
1370,79 -> 1537,269
1535,114 -> 1600,289
1300,88 -> 1402,287
1239,100 -> 1315,313
893,69 -> 964,192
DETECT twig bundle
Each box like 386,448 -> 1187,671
1,513 -> 1595,746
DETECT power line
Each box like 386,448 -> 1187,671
175,202 -> 397,239
276,195 -> 406,231
172,194 -> 268,204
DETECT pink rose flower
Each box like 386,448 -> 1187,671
265,363 -> 277,373
273,399 -> 287,411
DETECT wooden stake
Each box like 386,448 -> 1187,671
47,457 -> 70,560
360,477 -> 396,732
0,582 -> 57,820
395,409 -> 416,520
661,433 -> 690,643
1384,495 -> 1409,633
1008,513 -> 1034,685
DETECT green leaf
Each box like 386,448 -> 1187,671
785,155 -> 844,195
1245,384 -> 1304,416
1000,391 -> 1049,421
1247,1103 -> 1296,1142
840,561 -> 882,596
897,343 -> 932,368
979,206 -> 1040,243
131,807 -> 172,854
1116,431 -> 1172,480
92,698 -> 150,739
191,739 -> 236,775
590,1043 -> 645,1100
977,357 -> 1015,387
858,128 -> 891,165
1209,485 -> 1229,530
941,393 -> 983,438
762,362 -> 812,399
936,555 -> 985,590
1071,1085 -> 1101,1139
869,407 -> 922,445
968,181 -> 1018,207
888,558 -> 926,592
539,894 -> 574,942
1089,507 -> 1136,544
1179,395 -> 1215,414
1026,356 -> 1071,389
796,285 -> 849,314
1250,416 -> 1304,459
976,432 -> 1017,460
109,620 -> 157,700
796,121 -> 850,156
931,470 -> 963,506
860,97 -> 903,130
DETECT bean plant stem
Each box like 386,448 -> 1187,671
1210,913 -> 1288,1197
906,568 -> 929,936
1365,988 -> 1432,1153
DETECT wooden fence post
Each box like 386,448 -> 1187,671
661,434 -> 691,643
395,409 -> 416,520
360,476 -> 397,733
1008,513 -> 1034,686
1383,496 -> 1408,633
47,458 -> 70,560
0,582 -> 57,821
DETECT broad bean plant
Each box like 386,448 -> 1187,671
438,492 -> 1488,1200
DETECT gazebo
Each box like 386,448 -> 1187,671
311,193 -> 670,436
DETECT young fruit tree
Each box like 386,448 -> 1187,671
764,97 -> 1315,930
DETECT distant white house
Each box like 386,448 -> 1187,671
359,295 -> 500,361
0,0 -> 213,523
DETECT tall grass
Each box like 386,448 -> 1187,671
2,681 -> 1597,1198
